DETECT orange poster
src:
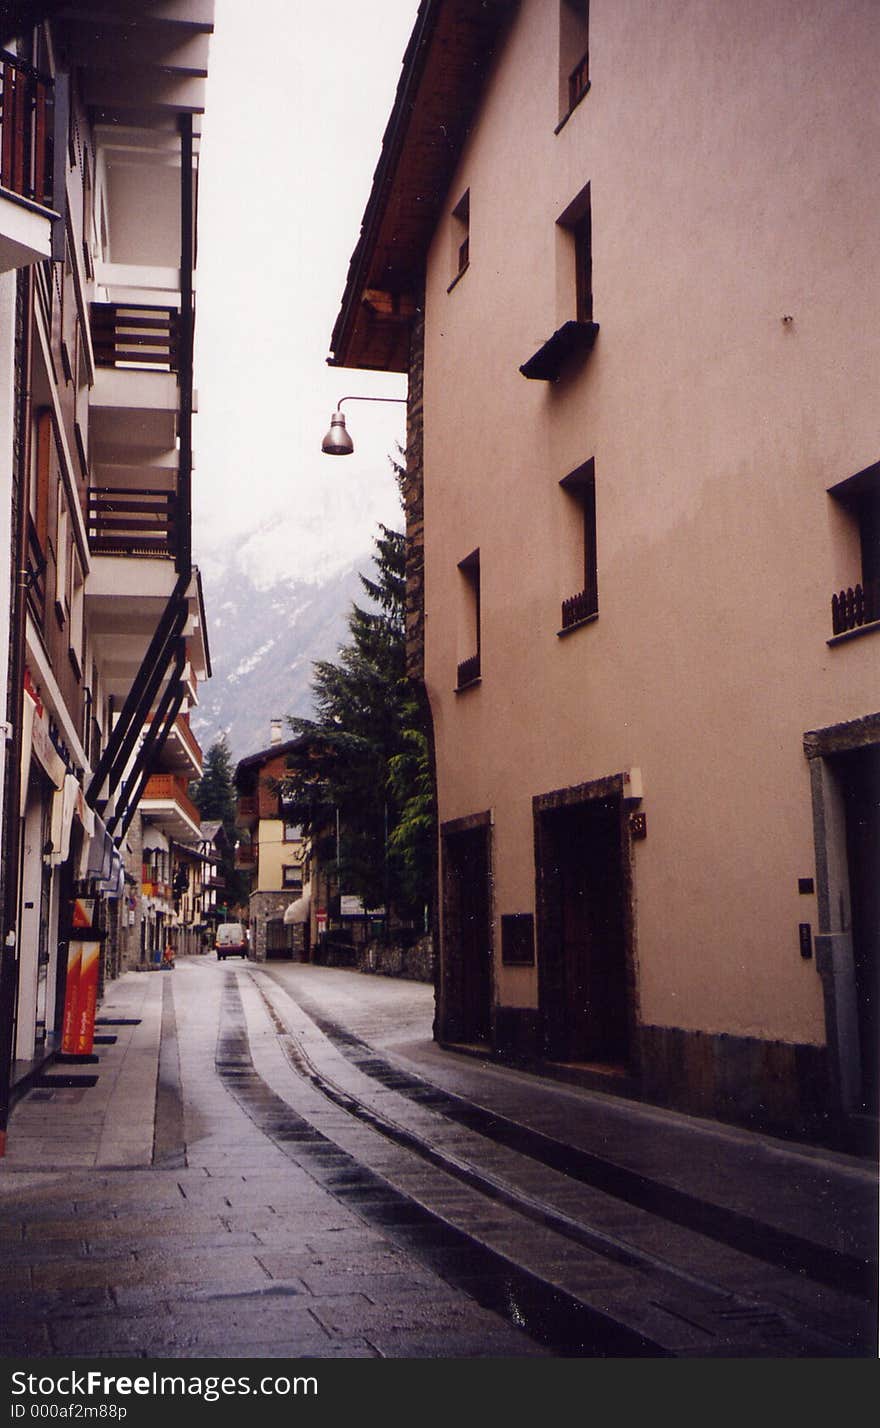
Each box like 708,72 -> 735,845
73,939 -> 101,1056
60,942 -> 83,1054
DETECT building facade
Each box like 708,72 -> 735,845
0,1 -> 213,1137
235,727 -> 308,961
329,0 -> 880,1147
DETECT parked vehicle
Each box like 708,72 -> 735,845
215,922 -> 248,960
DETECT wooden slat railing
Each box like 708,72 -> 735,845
90,302 -> 180,371
832,580 -> 880,636
87,486 -> 177,558
561,586 -> 597,630
456,652 -> 481,688
0,49 -> 52,207
141,773 -> 201,827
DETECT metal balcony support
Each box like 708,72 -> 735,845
176,111 -> 193,581
116,676 -> 188,843
85,575 -> 189,810
105,641 -> 186,838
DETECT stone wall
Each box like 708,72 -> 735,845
314,933 -> 435,984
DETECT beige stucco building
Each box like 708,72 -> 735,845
330,0 -> 879,1147
234,727 -> 307,961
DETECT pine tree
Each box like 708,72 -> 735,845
282,508 -> 434,920
192,736 -> 237,826
191,735 -> 247,912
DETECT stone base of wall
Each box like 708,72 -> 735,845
314,934 -> 435,983
438,1003 -> 841,1145
492,1006 -> 541,1061
636,1023 -> 834,1143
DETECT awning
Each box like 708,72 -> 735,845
95,850 -> 124,899
49,773 -> 80,866
283,888 -> 311,925
80,813 -> 113,883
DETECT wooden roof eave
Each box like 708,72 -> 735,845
328,0 -> 514,373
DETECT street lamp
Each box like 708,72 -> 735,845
321,395 -> 407,456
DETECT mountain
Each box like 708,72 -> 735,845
190,558 -> 371,763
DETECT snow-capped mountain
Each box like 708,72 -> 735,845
190,557 -> 371,763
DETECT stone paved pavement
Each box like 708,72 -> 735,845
0,960 -> 547,1359
0,956 -> 876,1360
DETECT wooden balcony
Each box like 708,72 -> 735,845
235,843 -> 257,870
0,50 -> 52,208
141,773 -> 200,827
831,580 -> 880,637
236,794 -> 258,827
88,486 -> 177,559
90,302 -> 180,371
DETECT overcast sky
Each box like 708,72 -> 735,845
192,0 -> 419,588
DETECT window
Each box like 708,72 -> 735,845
559,458 -> 597,632
558,0 -> 589,125
558,183 -> 592,324
829,461 -> 880,636
282,865 -> 304,891
456,548 -> 481,688
69,553 -> 84,678
54,486 -> 69,626
448,189 -> 470,291
520,185 -> 596,381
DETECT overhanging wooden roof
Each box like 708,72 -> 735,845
328,0 -> 514,374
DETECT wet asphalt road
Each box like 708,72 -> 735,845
0,956 -> 876,1360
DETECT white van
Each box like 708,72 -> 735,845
216,922 -> 248,960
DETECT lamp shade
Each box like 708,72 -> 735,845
321,411 -> 354,456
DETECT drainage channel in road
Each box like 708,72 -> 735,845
216,972 -> 666,1359
265,972 -> 876,1303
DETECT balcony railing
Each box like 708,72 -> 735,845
0,50 -> 52,208
831,580 -> 880,636
88,486 -> 177,558
456,652 -> 481,689
90,302 -> 180,371
561,586 -> 598,630
25,514 -> 46,624
236,795 -> 258,822
141,773 -> 200,827
235,844 -> 257,870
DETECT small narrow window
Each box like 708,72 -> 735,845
55,488 -> 69,626
829,462 -> 880,636
456,548 -> 481,688
559,0 -> 590,123
557,183 -> 593,326
559,459 -> 597,632
573,202 -> 592,322
69,553 -> 85,678
449,189 -> 470,290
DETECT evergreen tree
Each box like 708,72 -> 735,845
282,504 -> 434,921
192,736 -> 237,826
191,735 -> 247,912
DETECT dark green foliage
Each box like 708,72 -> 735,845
191,735 -> 248,911
283,508 -> 434,920
191,736 -> 237,825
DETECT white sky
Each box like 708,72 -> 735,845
192,0 -> 420,588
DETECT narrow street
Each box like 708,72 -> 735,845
0,958 -> 876,1360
